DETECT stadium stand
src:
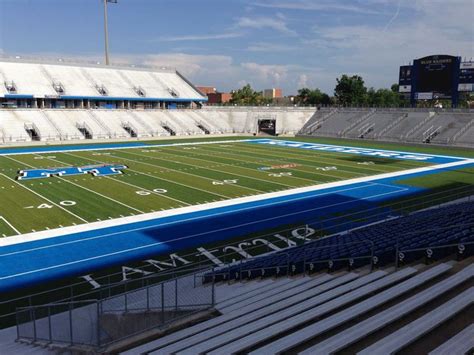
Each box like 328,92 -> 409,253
298,108 -> 474,147
205,201 -> 474,281
1,58 -> 473,354
358,286 -> 473,355
0,60 -> 202,100
5,196 -> 473,354
2,59 -> 473,146
114,261 -> 472,354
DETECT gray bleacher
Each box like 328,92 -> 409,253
346,111 -> 403,139
174,269 -> 406,354
456,122 -> 474,145
384,111 -> 431,140
310,110 -> 367,137
123,273 -> 339,354
227,264 -> 448,355
303,263 -> 473,354
430,113 -> 474,144
358,286 -> 473,355
429,323 -> 474,355
298,108 -> 474,147
146,272 -> 362,354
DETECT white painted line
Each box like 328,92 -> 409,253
117,149 -> 287,190
64,152 -> 233,200
0,139 -> 254,157
0,158 -> 472,249
0,216 -> 20,235
0,187 -> 406,280
0,172 -> 88,224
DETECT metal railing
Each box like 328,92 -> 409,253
16,271 -> 215,350
303,239 -> 375,273
0,185 -> 472,333
396,239 -> 474,268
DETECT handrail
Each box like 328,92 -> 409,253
396,240 -> 474,268
1,185 -> 472,327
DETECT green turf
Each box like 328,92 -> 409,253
0,139 -> 435,237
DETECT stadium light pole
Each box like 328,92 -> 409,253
103,0 -> 117,66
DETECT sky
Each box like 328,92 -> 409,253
0,0 -> 473,95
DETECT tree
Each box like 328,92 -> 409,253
296,88 -> 332,106
334,75 -> 368,106
230,84 -> 262,105
367,87 -> 401,107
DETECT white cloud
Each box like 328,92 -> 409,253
252,0 -> 385,15
154,32 -> 243,42
241,62 -> 289,85
142,53 -> 234,77
246,42 -> 298,52
235,15 -> 296,35
297,74 -> 308,88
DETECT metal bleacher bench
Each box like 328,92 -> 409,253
358,286 -> 474,355
151,273 -> 360,354
178,270 -> 392,354
303,263 -> 473,354
429,323 -> 474,355
245,264 -> 450,355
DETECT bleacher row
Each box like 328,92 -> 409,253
0,60 -> 203,100
6,202 -> 473,354
0,108 -> 314,142
126,262 -> 473,354
298,108 -> 474,147
206,201 -> 474,281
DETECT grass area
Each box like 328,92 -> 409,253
0,138 -> 433,237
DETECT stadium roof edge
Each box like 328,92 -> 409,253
0,56 -> 176,74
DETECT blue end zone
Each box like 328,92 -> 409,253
0,139 -> 472,292
247,139 -> 467,164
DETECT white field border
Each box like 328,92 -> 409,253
1,157 -> 473,248
0,139 -> 255,156
0,137 -> 470,161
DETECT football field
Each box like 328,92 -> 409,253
0,138 -> 437,238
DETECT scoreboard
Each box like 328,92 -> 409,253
416,55 -> 455,96
399,54 -> 473,107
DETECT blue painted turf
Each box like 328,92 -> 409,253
0,139 -> 472,291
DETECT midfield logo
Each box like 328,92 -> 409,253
17,164 -> 128,181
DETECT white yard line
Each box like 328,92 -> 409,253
11,154 -> 145,215
234,142 -> 427,169
0,186 -> 405,274
210,144 -> 381,175
1,158 -> 473,249
64,152 -> 233,200
116,149 -> 292,190
151,147 -> 320,185
58,178 -> 145,214
0,172 -> 88,224
185,144 -> 363,180
44,155 -> 192,208
108,151 -> 268,194
0,216 -> 20,235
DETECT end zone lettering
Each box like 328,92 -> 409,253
17,164 -> 128,181
256,140 -> 434,161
